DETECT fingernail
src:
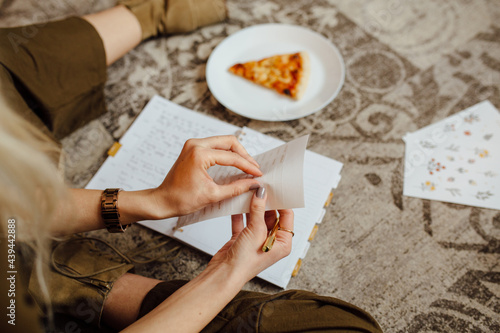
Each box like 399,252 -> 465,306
256,186 -> 266,199
249,184 -> 260,190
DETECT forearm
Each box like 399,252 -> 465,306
50,188 -> 163,235
122,263 -> 247,333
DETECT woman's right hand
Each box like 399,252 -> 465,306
148,135 -> 262,219
208,187 -> 294,282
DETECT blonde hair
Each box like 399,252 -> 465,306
0,104 -> 67,321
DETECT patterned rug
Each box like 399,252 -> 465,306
2,0 -> 499,331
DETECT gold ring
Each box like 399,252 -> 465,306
278,227 -> 294,237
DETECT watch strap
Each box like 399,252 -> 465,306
101,188 -> 128,233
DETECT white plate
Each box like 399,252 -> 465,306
206,24 -> 345,121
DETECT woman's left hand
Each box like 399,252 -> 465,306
209,187 -> 294,282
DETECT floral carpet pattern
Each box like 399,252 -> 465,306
1,0 -> 499,331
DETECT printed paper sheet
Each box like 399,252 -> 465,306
403,100 -> 500,210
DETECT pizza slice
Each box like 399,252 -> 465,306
228,52 -> 310,100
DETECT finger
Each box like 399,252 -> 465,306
196,135 -> 260,168
276,209 -> 294,239
264,210 -> 278,229
208,149 -> 262,177
277,209 -> 294,230
211,178 -> 261,202
246,187 -> 267,231
231,214 -> 244,236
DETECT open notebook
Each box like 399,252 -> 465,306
86,95 -> 343,288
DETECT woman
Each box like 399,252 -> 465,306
0,1 -> 383,332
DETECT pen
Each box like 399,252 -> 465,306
262,214 -> 280,252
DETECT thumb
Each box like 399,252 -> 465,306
246,186 -> 267,229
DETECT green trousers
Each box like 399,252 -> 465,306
0,16 -> 108,141
140,280 -> 383,333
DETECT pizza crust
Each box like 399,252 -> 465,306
294,51 -> 310,100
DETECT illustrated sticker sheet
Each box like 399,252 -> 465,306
403,100 -> 500,210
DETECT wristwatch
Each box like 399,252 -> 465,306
101,188 -> 128,233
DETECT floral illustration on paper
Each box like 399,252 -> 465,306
421,181 -> 436,191
445,144 -> 459,152
475,148 -> 489,158
464,113 -> 480,123
445,188 -> 461,197
427,158 -> 445,175
419,140 -> 436,149
475,191 -> 493,200
443,123 -> 456,132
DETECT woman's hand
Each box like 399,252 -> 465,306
121,187 -> 293,333
209,187 -> 294,282
149,135 -> 263,219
